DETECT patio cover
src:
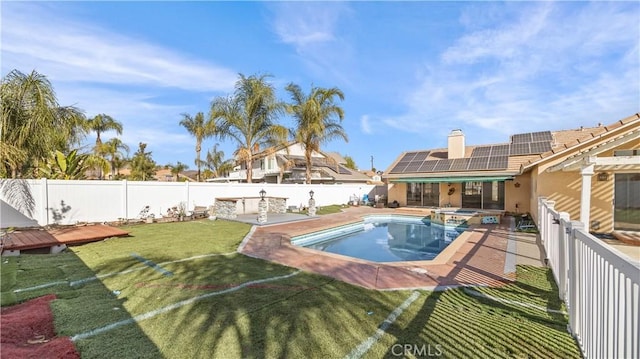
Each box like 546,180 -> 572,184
390,176 -> 514,183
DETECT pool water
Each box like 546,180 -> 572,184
293,216 -> 464,263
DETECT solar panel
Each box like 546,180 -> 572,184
450,158 -> 470,171
491,144 -> 510,156
529,141 -> 552,153
418,160 -> 438,172
510,143 -> 530,155
486,156 -> 508,170
403,161 -> 423,172
468,156 -> 489,170
511,133 -> 531,143
471,146 -> 491,157
411,151 -> 430,162
531,131 -> 553,142
337,165 -> 351,174
389,162 -> 409,173
402,152 -> 420,162
433,159 -> 453,172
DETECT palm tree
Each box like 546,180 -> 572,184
285,83 -> 348,184
87,114 -> 122,179
179,112 -> 216,182
168,162 -> 188,181
111,156 -> 129,180
87,114 -> 122,148
217,161 -> 234,178
1,69 -> 87,178
210,74 -> 288,183
130,143 -> 156,181
204,144 -> 232,178
278,157 -> 295,184
99,138 -> 130,179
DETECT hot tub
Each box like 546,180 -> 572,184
431,208 -> 502,226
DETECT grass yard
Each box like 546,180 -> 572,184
1,219 -> 581,358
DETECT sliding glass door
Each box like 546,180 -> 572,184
614,173 -> 640,230
462,181 -> 504,210
406,183 -> 440,207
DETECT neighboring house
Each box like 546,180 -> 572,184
152,168 -> 196,182
383,113 -> 640,233
95,167 -> 195,182
208,142 -> 371,184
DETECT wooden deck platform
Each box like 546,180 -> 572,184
613,230 -> 640,246
1,225 -> 129,255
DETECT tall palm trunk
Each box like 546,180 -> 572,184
196,141 -> 202,182
305,149 -> 312,184
246,158 -> 253,183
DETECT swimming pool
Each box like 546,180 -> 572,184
291,215 -> 465,263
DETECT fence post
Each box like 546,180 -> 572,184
40,178 -> 49,226
538,197 -> 546,240
557,212 -> 570,301
545,200 -> 555,248
122,180 -> 128,220
185,181 -> 190,211
567,220 -> 584,341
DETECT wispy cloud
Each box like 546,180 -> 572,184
268,2 -> 355,86
1,2 -> 236,162
1,3 -> 237,92
270,2 -> 345,48
360,115 -> 372,135
378,2 -> 640,142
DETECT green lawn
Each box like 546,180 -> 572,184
294,204 -> 345,216
1,219 -> 580,358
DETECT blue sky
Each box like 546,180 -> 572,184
2,1 -> 638,172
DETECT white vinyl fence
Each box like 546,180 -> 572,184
538,197 -> 640,359
0,179 -> 376,227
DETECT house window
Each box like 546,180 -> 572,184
464,182 -> 482,195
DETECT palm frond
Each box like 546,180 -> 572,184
0,179 -> 35,217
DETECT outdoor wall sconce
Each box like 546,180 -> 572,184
309,190 -> 314,199
597,172 -> 609,181
259,189 -> 266,200
514,182 -> 521,188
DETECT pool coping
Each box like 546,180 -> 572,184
238,206 -> 519,291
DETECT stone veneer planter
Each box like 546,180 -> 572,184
214,197 -> 287,220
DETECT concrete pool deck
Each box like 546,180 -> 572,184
239,206 -> 545,290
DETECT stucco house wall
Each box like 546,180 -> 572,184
387,183 -> 407,206
532,141 -> 639,233
505,174 -> 531,214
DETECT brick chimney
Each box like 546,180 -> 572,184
447,129 -> 465,159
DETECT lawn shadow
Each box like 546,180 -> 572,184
95,251 -> 410,358
3,250 -> 162,358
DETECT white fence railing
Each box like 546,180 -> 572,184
0,179 -> 376,227
538,197 -> 640,359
